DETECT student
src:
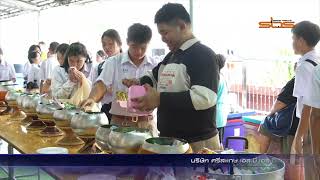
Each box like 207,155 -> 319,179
23,45 -> 41,85
26,50 -> 42,90
88,29 -> 122,120
290,21 -> 320,154
0,47 -> 16,82
51,42 -> 92,99
89,29 -> 122,83
122,3 -> 220,152
39,41 -> 60,94
51,43 -> 70,97
290,21 -> 320,180
96,50 -> 106,64
80,23 -> 158,135
215,54 -> 229,144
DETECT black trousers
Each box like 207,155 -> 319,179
101,102 -> 112,123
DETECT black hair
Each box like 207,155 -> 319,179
28,44 -> 41,54
97,50 -> 106,57
127,23 -> 152,44
56,43 -> 69,55
154,3 -> 191,25
292,21 -> 320,47
216,54 -> 226,71
49,42 -> 60,53
101,29 -> 122,47
63,42 -> 92,73
28,51 -> 40,64
0,47 -> 3,55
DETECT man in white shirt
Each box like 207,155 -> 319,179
290,21 -> 320,180
80,23 -> 158,135
291,21 -> 320,154
0,47 -> 16,82
39,42 -> 59,94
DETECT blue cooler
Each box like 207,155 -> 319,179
227,111 -> 256,120
223,119 -> 245,151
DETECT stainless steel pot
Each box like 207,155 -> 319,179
139,137 -> 191,154
21,94 -> 40,113
36,102 -> 62,119
95,125 -> 118,151
70,111 -> 109,137
53,108 -> 81,127
0,83 -> 17,101
16,93 -> 29,109
5,90 -> 22,101
108,127 -> 152,154
195,155 -> 285,180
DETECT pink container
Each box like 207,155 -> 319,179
127,85 -> 146,113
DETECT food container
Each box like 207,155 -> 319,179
139,137 -> 192,154
108,127 -> 152,154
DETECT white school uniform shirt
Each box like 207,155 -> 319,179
23,61 -> 31,78
51,64 -> 92,99
304,65 -> 320,108
96,51 -> 158,116
293,50 -> 320,118
39,55 -> 59,81
27,64 -> 41,87
0,60 -> 16,81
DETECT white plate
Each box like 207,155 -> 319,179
36,147 -> 69,154
77,174 -> 116,180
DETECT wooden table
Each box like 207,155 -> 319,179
0,115 -> 84,154
0,115 -> 86,179
0,115 -> 138,180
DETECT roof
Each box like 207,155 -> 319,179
0,0 -> 100,20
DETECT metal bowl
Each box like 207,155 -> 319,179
139,137 -> 191,154
53,108 -> 81,127
95,125 -> 118,150
71,111 -> 109,137
36,102 -> 62,119
5,90 -> 22,106
195,155 -> 285,180
21,94 -> 40,113
16,94 -> 29,109
108,127 -> 152,154
0,83 -> 17,101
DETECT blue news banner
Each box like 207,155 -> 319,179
0,154 -> 283,166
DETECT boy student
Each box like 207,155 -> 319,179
39,42 -> 59,94
290,21 -> 320,180
80,23 -> 158,135
123,3 -> 220,152
0,47 -> 16,82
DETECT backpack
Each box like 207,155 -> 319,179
261,59 -> 317,137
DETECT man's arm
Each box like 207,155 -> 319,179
160,52 -> 219,110
292,104 -> 311,154
88,81 -> 107,102
268,100 -> 287,116
310,107 -> 320,154
80,58 -> 115,108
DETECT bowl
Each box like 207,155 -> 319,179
95,124 -> 118,150
108,127 -> 152,154
71,111 -> 109,137
139,137 -> 192,154
36,147 -> 69,154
